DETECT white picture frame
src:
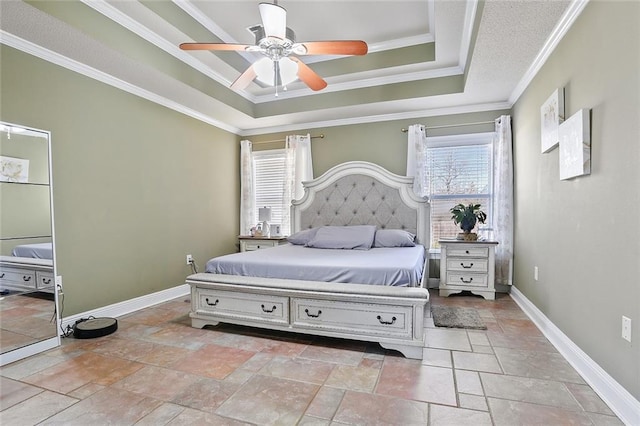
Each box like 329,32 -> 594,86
541,88 -> 565,153
0,156 -> 30,182
559,109 -> 591,180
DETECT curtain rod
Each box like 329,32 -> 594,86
251,134 -> 325,145
401,120 -> 495,133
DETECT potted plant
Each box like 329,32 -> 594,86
450,203 -> 487,241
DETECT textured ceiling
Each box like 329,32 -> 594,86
0,0 -> 577,135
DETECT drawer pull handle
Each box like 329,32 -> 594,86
377,315 -> 397,325
460,262 -> 474,269
460,277 -> 474,283
42,278 -> 52,284
0,273 -> 4,278
465,250 -> 470,254
23,276 -> 32,282
261,304 -> 277,313
205,298 -> 219,306
305,308 -> 322,318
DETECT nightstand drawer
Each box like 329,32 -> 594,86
447,258 -> 488,273
446,273 -> 488,287
0,267 -> 37,286
242,240 -> 278,251
37,271 -> 55,290
447,247 -> 489,258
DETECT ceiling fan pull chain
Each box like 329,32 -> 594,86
274,59 -> 280,97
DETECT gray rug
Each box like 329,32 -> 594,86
431,306 -> 487,330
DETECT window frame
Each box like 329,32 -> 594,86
426,132 -> 495,253
252,148 -> 287,232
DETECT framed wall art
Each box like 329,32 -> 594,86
559,109 -> 591,180
540,88 -> 565,153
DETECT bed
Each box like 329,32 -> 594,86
187,161 -> 431,359
11,242 -> 53,259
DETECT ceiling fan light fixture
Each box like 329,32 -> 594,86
259,2 -> 287,40
254,57 -> 298,87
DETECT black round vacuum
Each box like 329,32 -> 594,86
73,317 -> 118,339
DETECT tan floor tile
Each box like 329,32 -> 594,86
259,355 -> 334,384
565,383 -> 616,415
166,407 -> 249,425
170,376 -> 239,413
215,374 -> 319,424
376,357 -> 456,405
304,386 -> 345,419
488,397 -> 593,425
494,346 -> 585,383
452,351 -> 503,373
426,328 -> 472,351
333,390 -> 429,425
429,403 -> 492,425
134,402 -> 185,425
480,372 -> 582,410
422,348 -> 453,368
455,369 -> 484,395
299,343 -> 364,366
1,390 -> 78,425
324,364 -> 379,392
113,365 -> 203,401
586,411 -> 626,426
458,393 -> 489,411
40,387 -> 160,425
169,343 -> 255,379
0,376 -> 43,410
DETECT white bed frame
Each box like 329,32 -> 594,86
187,161 -> 431,359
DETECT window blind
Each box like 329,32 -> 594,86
253,150 -> 286,228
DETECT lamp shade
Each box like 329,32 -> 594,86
258,206 -> 272,222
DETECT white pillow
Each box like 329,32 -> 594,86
287,227 -> 320,245
373,229 -> 416,248
306,225 -> 376,250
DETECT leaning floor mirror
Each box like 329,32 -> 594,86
0,121 -> 60,365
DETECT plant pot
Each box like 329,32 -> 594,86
457,232 -> 478,241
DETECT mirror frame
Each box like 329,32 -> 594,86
0,121 -> 60,366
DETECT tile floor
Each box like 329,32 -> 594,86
0,292 -> 57,354
0,290 -> 623,425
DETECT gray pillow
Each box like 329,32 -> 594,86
373,229 -> 416,248
287,227 -> 320,245
305,225 -> 376,250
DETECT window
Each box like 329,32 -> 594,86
427,133 -> 494,249
252,149 -> 286,231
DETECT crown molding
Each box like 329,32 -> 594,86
509,0 -> 589,104
0,31 -> 241,134
239,101 -> 511,137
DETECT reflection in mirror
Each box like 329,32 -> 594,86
0,121 -> 59,363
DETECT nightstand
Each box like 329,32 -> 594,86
238,236 -> 288,252
439,240 -> 498,300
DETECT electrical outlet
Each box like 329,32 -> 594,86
534,266 -> 539,281
186,254 -> 193,265
622,316 -> 632,342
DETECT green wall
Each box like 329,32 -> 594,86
1,46 -> 240,316
512,1 -> 639,399
250,109 -> 509,178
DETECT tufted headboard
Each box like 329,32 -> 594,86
291,161 -> 430,247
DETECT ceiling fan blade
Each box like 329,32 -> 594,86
296,41 -> 368,56
259,2 -> 286,39
290,57 -> 327,91
180,43 -> 252,51
231,65 -> 257,90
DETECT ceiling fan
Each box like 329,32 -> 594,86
180,1 -> 368,95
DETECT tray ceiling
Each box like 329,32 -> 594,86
0,0 -> 577,135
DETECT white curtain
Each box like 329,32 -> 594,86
282,134 -> 313,235
492,115 -> 514,285
239,140 -> 255,236
406,124 -> 429,197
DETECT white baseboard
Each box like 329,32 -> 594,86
510,286 -> 640,426
60,284 -> 190,332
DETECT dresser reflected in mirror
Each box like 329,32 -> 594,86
0,121 -> 60,365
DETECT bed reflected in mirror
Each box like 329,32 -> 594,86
0,121 -> 59,362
